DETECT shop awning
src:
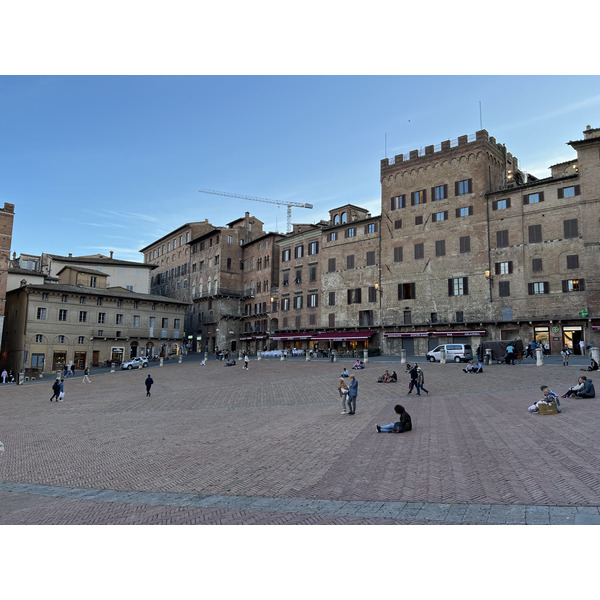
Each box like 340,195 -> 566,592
271,332 -> 316,341
312,330 -> 376,341
385,331 -> 429,338
592,323 -> 600,331
240,335 -> 268,340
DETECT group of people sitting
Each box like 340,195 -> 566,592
225,359 -> 236,367
378,370 -> 397,383
462,361 -> 483,374
561,376 -> 595,398
352,360 -> 365,370
529,385 -> 561,414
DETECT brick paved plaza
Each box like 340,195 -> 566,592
1,355 -> 599,525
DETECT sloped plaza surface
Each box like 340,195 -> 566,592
1,355 -> 599,524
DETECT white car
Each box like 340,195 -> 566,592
121,357 -> 149,370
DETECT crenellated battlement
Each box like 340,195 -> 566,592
381,129 -> 515,172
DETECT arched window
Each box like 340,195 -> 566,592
341,211 -> 348,224
334,214 -> 340,225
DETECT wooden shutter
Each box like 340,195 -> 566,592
448,279 -> 454,296
398,284 -> 403,300
463,278 -> 468,295
508,261 -> 513,274
506,198 -> 511,208
455,181 -> 459,196
575,185 -> 581,196
356,288 -> 362,304
562,280 -> 568,293
544,282 -> 550,294
347,289 -> 353,304
411,192 -> 415,206
557,188 -> 564,199
495,263 -> 501,275
492,200 -> 498,211
410,282 -> 416,299
444,184 -> 448,199
528,283 -> 534,295
539,191 -> 545,202
422,189 -> 427,203
468,179 -> 473,193
468,206 -> 473,216
580,278 -> 586,291
456,208 -> 461,218
444,210 -> 449,220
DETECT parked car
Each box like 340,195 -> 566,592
427,343 -> 473,363
121,357 -> 149,370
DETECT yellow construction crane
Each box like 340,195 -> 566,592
198,188 -> 313,233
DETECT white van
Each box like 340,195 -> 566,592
427,343 -> 473,363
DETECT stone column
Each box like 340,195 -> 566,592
257,351 -> 262,361
536,347 -> 544,366
591,346 -> 599,365
159,357 -> 164,367
440,349 -> 446,364
400,349 -> 407,364
363,349 -> 369,364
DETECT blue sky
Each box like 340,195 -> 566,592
2,75 -> 600,262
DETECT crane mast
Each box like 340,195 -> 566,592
198,188 -> 313,233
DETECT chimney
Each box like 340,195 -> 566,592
110,251 -> 114,259
68,253 -> 72,257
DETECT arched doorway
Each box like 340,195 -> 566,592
130,341 -> 139,358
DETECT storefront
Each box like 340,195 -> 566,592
240,335 -> 267,354
270,332 -> 315,352
311,330 -> 376,355
385,329 -> 486,356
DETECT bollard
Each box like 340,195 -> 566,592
484,349 -> 492,365
536,347 -> 544,366
178,355 -> 182,364
440,349 -> 446,364
400,349 -> 406,364
159,357 -> 164,367
590,346 -> 599,365
257,351 -> 262,361
363,349 -> 369,364
204,351 -> 208,363
280,352 -> 285,361
306,350 -> 310,361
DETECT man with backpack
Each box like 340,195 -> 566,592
50,380 -> 60,402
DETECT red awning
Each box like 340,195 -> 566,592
271,332 -> 316,341
312,330 -> 376,341
385,332 -> 429,338
430,330 -> 486,337
592,324 -> 600,331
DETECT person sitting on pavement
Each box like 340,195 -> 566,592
376,404 -> 412,433
575,378 -> 596,398
473,361 -> 483,373
341,368 -> 350,378
581,358 -> 599,372
225,359 -> 236,366
352,360 -> 365,370
463,361 -> 474,374
562,376 -> 586,398
388,371 -> 397,382
529,386 -> 561,413
381,370 -> 390,382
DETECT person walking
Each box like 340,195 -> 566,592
407,365 -> 420,395
416,366 -> 429,395
243,353 -> 249,370
145,374 -> 154,397
1,369 -> 7,384
337,377 -> 349,414
58,379 -> 65,402
347,374 -> 358,415
50,379 -> 60,402
82,366 -> 91,383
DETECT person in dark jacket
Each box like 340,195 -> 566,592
145,375 -> 154,397
575,378 -> 595,398
376,404 -> 412,433
407,365 -> 420,395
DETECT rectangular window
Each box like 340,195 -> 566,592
398,283 -> 416,300
394,219 -> 402,229
366,251 -> 375,266
564,219 -> 578,238
455,179 -> 473,195
432,184 -> 448,201
295,270 -> 302,284
562,279 -> 585,292
558,185 -> 580,198
80,296 -> 85,304
459,236 -> 471,254
448,277 -> 468,296
394,246 -> 403,262
366,223 -> 377,234
307,293 -> 318,308
347,255 -> 355,269
78,336 -> 85,344
415,215 -> 423,225
37,307 -> 47,320
391,195 -> 406,210
42,293 -> 48,301
59,309 -> 67,321
98,312 -> 106,323
90,276 -> 97,288
61,294 -> 68,303
498,281 -> 511,297
282,272 -> 289,287
328,258 -> 336,273
328,231 -> 337,242
532,258 -> 543,272
117,299 -> 123,308
328,292 -> 336,306
282,249 -> 291,262
368,286 -> 377,303
228,235 -> 233,244
308,241 -> 319,255
411,190 -> 426,205
35,334 -> 43,343
133,315 -> 140,326
58,335 -> 65,344
414,243 -> 424,260
433,210 -> 448,222
97,297 -> 102,306
294,295 -> 303,310
566,255 -> 579,269
456,206 -> 473,218
492,198 -> 511,211
282,298 -> 290,311
528,282 -> 549,295
529,224 -> 542,243
79,311 -> 87,323
346,227 -> 356,238
404,310 -> 412,325
116,314 -> 123,325
309,265 -> 317,281
347,288 -> 362,304
32,353 -> 45,369
162,318 -> 168,328
495,261 -> 513,275
524,192 -> 544,204
435,240 -> 446,257
456,311 -> 464,323
496,230 -> 509,248
294,245 -> 304,259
